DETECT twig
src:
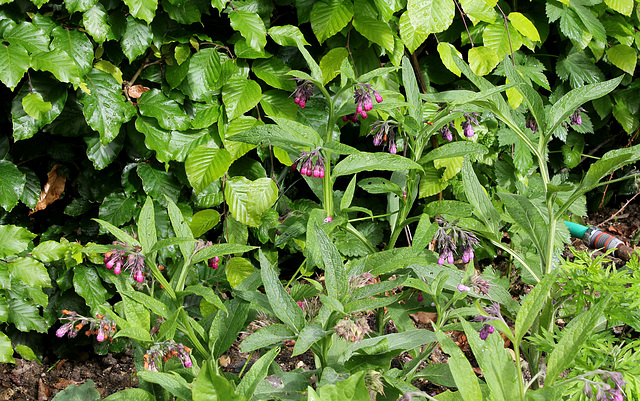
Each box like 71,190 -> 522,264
496,4 -> 516,67
346,22 -> 359,77
454,0 -> 474,47
597,191 -> 640,227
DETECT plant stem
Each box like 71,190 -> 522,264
514,342 -> 526,401
319,86 -> 336,219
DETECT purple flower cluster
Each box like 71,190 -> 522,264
370,120 -> 399,154
525,114 -> 537,132
570,108 -> 583,126
342,83 -> 383,122
291,79 -> 314,108
440,123 -> 453,142
334,314 -> 372,343
582,371 -> 626,401
143,340 -> 192,371
461,113 -> 479,138
56,310 -> 116,342
432,217 -> 480,265
473,302 -> 503,341
195,239 -> 221,269
292,148 -> 325,178
103,239 -> 146,283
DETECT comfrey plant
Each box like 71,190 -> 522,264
56,310 -> 117,343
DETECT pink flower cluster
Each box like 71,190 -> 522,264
343,84 -> 383,121
103,239 -> 146,283
291,79 -> 314,108
143,340 -> 192,371
56,310 -> 116,342
292,148 -> 325,178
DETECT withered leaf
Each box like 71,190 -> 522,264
128,85 -> 150,99
30,164 -> 66,215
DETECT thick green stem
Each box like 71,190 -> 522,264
514,342 -> 526,401
319,86 -> 336,219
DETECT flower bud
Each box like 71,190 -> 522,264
134,270 -> 144,283
389,142 -> 397,154
114,262 -> 122,275
457,284 -> 470,292
360,110 -> 368,119
375,92 -> 383,103
324,216 -> 332,223
417,292 -> 423,302
363,97 -> 373,112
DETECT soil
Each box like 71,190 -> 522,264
1,201 -> 638,400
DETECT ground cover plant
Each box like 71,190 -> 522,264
1,0 -> 640,399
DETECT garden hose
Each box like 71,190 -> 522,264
564,221 -> 632,260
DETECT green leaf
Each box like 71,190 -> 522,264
310,0 -> 354,44
19,167 -> 40,209
30,50 -> 81,87
252,58 -> 296,91
138,197 -> 157,255
7,293 -> 47,332
79,68 -> 132,144
468,46 -> 500,76
0,333 -> 14,364
103,389 -> 156,401
51,26 -> 94,77
136,117 -> 211,163
292,322 -> 331,356
185,146 -> 232,193
121,16 -> 153,62
51,380 -> 100,401
85,132 -> 124,170
268,25 -> 311,47
73,265 -> 109,313
508,12 -> 540,42
605,0 -> 633,15
399,12 -> 429,54
222,77 -> 262,120
123,0 -> 158,24
137,163 -> 181,205
458,0 -> 495,23
224,177 -> 278,227
436,331 -> 482,399
32,241 -> 67,262
422,142 -> 488,164
12,76 -> 68,141
229,10 -> 267,51
21,93 -> 52,120
357,177 -> 402,196
412,214 -> 436,251
556,51 -> 604,88
65,0 -> 98,13
418,164 -> 448,198
437,42 -> 462,77
317,371 -> 370,401
332,152 -> 422,178
0,161 -> 26,212
341,175 -> 357,210
137,372 -> 192,401
137,89 -> 189,130
407,0 -> 454,35
320,47 -> 348,85
577,144 -> 640,194
8,257 -> 50,287
192,243 -> 256,264
606,44 -> 636,75
546,296 -> 611,386
483,22 -> 522,59
313,224 -> 347,300
461,158 -> 500,236
192,361 -> 247,401
187,48 -> 222,101
514,273 -> 556,342
99,192 -> 137,226
240,323 -> 295,353
4,22 -> 49,53
0,225 -> 35,257
226,257 -> 255,288
93,219 -> 141,247
498,193 -> 548,258
190,209 -> 221,237
353,15 -> 394,53
0,44 -> 30,90
260,250 -> 306,333
236,347 -> 280,398
83,4 -> 111,44
210,299 -> 249,357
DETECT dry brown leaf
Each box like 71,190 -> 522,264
128,85 -> 150,99
52,378 -> 83,389
30,164 -> 66,215
219,355 -> 231,367
410,312 -> 438,325
38,378 -> 50,401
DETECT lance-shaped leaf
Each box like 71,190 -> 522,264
310,0 -> 354,44
187,48 -> 222,101
121,15 -> 153,62
229,10 -> 266,51
222,76 -> 262,120
313,225 -> 346,301
185,146 -> 232,193
0,43 -> 30,90
137,89 -> 190,130
461,158 -> 501,236
79,68 -> 131,144
498,193 -> 548,260
332,153 -> 423,178
123,0 -> 158,24
225,177 -> 278,227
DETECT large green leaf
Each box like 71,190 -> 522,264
259,89 -> 298,120
12,75 -> 68,141
7,292 -> 47,332
123,0 -> 157,24
85,132 -> 124,170
224,177 -> 278,227
268,25 -> 311,47
192,361 -> 247,401
121,15 -> 153,62
19,167 -> 40,210
310,0 -> 354,43
73,265 -> 109,313
210,299 -> 249,357
65,0 -> 99,13
229,10 -> 266,51
0,332 -> 14,364
461,158 -> 500,236
222,76 -> 262,120
436,331 -> 482,399
137,372 -> 192,401
0,43 -> 30,90
79,68 -> 132,144
606,44 -> 636,75
190,209 -> 221,237
4,22 -> 49,53
225,257 -> 255,288
187,48 -> 222,102
437,42 -> 462,76
468,46 -> 500,76
316,371 -> 370,401
137,163 -> 181,205
50,380 -> 100,401
0,161 -> 26,212
353,15 -> 394,53
30,50 -> 82,87
240,324 -> 295,353
135,116 -> 211,163
185,146 -> 232,193
32,240 -> 67,262
0,225 -> 35,257
236,347 -> 280,399
483,22 -> 522,59
103,389 -> 155,401
508,12 -> 540,42
407,0 -> 454,34
605,0 -> 633,15
82,4 -> 111,44
137,89 -> 189,130
8,257 -> 50,288
498,193 -> 548,260
332,153 -> 423,178
21,93 -> 51,120
252,58 -> 296,91
399,12 -> 429,54
99,192 -> 137,226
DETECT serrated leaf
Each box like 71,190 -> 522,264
123,0 -> 158,24
605,0 -> 633,15
320,47 -> 348,85
0,43 -> 29,90
73,265 -> 109,313
187,48 -> 222,102
606,44 -> 636,75
99,192 -> 137,226
137,89 -> 190,130
222,76 -> 262,120
468,46 -> 500,76
229,10 -> 266,51
483,22 -> 522,59
399,12 -> 428,54
353,15 -> 394,53
508,12 -> 540,42
51,26 -> 94,77
437,42 -> 462,77
83,4 -> 111,44
185,146 -> 232,193
310,0 -> 354,44
79,69 -> 131,144
0,161 -> 26,212
190,209 -> 221,237
121,16 -> 153,62
225,177 -> 278,227
332,153 -> 422,178
407,0 -> 454,34
137,163 -> 181,205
